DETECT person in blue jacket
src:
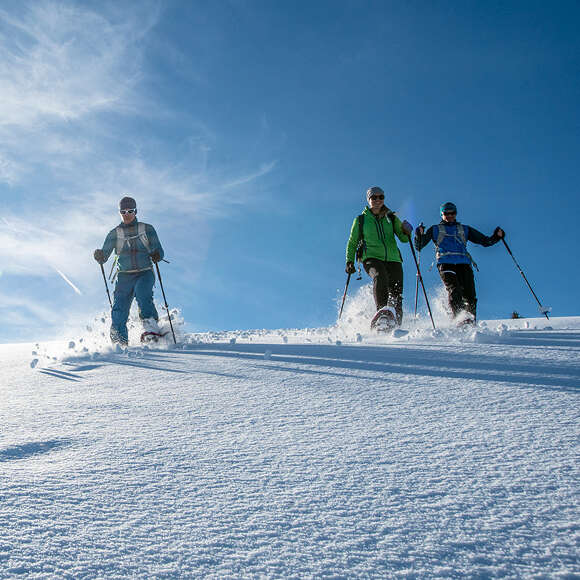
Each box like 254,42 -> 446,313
94,196 -> 164,345
414,202 -> 504,324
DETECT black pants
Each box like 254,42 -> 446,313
363,259 -> 403,325
438,263 -> 477,319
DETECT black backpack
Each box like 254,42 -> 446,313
355,214 -> 366,262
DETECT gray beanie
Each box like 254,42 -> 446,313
119,196 -> 137,210
366,186 -> 384,201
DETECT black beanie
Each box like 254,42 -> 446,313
119,196 -> 137,210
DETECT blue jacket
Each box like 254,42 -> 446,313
414,221 -> 499,265
100,219 -> 164,273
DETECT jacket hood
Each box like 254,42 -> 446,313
364,205 -> 394,219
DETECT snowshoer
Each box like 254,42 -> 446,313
414,201 -> 504,324
345,186 -> 413,329
93,196 -> 165,345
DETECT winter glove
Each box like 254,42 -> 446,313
493,227 -> 505,240
401,220 -> 413,236
345,261 -> 356,275
93,249 -> 106,264
150,250 -> 162,263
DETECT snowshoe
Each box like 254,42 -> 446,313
456,312 -> 476,328
371,307 -> 397,333
110,329 -> 128,347
140,331 -> 170,343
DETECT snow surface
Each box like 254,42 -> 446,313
1,312 -> 579,578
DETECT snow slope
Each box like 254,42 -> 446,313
1,317 -> 579,578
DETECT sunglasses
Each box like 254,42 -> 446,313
370,195 -> 384,201
443,211 -> 456,216
120,209 -> 136,215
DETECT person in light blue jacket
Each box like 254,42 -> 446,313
94,196 -> 164,345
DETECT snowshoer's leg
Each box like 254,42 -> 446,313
438,264 -> 464,318
134,270 -> 159,322
364,259 -> 404,327
363,258 -> 389,311
457,264 -> 477,321
110,273 -> 136,345
385,261 -> 403,326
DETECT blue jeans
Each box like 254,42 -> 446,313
110,269 -> 158,344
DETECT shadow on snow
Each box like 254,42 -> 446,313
174,341 -> 580,395
0,439 -> 74,462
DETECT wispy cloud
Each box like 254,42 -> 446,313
0,0 -> 160,190
222,161 -> 278,191
0,1 -> 156,127
0,152 -> 23,184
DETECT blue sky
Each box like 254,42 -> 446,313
0,0 -> 578,341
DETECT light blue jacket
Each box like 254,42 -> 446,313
100,219 -> 164,273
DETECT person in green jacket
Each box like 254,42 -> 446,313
345,186 -> 413,329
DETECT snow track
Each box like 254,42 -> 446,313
1,320 -> 579,578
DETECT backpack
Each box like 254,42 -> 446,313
115,222 -> 151,255
355,214 -> 366,262
434,223 -> 478,270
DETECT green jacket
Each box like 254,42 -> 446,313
346,206 -> 409,263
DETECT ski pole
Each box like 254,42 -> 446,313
501,238 -> 550,319
408,240 -> 436,330
99,263 -> 112,308
414,223 -> 423,318
414,251 -> 420,318
154,262 -> 177,343
338,273 -> 351,320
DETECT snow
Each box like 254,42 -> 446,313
1,315 -> 579,578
